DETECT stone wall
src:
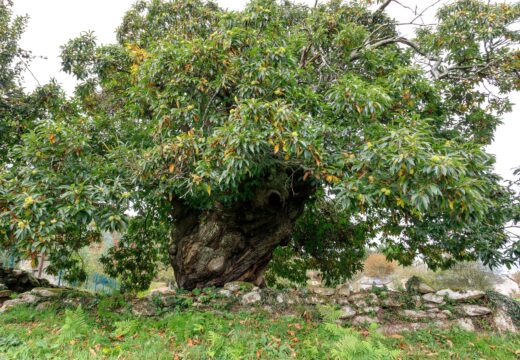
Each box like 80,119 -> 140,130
1,273 -> 518,335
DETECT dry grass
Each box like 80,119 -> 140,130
510,272 -> 520,285
363,253 -> 398,278
388,261 -> 500,292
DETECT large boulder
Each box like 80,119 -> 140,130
131,298 -> 157,317
455,318 -> 475,332
435,289 -> 484,301
422,293 -> 444,304
336,284 -> 351,297
30,288 -> 66,298
310,287 -> 335,296
339,305 -> 356,319
351,315 -> 378,326
241,290 -> 262,305
223,281 -> 254,293
0,289 -> 11,299
0,266 -> 51,293
459,305 -> 492,317
493,276 -> 520,297
493,310 -> 517,333
405,276 -> 435,294
0,292 -> 40,313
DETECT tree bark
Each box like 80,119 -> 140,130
169,180 -> 314,290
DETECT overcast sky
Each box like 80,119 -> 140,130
11,0 -> 519,181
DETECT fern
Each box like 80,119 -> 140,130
0,334 -> 22,348
317,304 -> 342,323
319,306 -> 401,360
57,305 -> 89,343
206,330 -> 225,358
331,333 -> 400,360
324,322 -> 347,337
113,319 -> 141,337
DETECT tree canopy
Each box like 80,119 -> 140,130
1,0 -> 519,289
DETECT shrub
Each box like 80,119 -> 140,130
363,253 -> 397,278
432,262 -> 499,291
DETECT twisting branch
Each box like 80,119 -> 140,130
436,59 -> 500,80
299,45 -> 312,68
349,36 -> 438,62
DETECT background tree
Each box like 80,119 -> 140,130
0,0 -> 65,163
0,0 -> 31,162
0,0 -> 87,277
1,0 -> 519,290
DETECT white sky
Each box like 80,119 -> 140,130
11,0 -> 519,181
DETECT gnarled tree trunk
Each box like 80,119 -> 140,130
169,181 -> 314,290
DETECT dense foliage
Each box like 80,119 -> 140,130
0,0 -> 28,161
1,0 -> 520,288
100,217 -> 170,291
266,197 -> 370,286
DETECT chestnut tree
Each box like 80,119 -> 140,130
1,0 -> 520,289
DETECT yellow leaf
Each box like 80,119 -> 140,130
48,134 -> 56,144
207,185 -> 212,196
274,143 -> 280,154
191,174 -> 202,184
130,63 -> 139,76
169,164 -> 175,173
324,174 -> 340,183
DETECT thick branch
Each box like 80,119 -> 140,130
375,0 -> 393,14
350,36 -> 437,62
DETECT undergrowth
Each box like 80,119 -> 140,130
0,302 -> 518,359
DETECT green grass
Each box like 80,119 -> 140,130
381,327 -> 520,359
0,303 -> 519,359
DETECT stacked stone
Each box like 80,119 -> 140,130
1,272 -> 517,335
0,283 -> 11,304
